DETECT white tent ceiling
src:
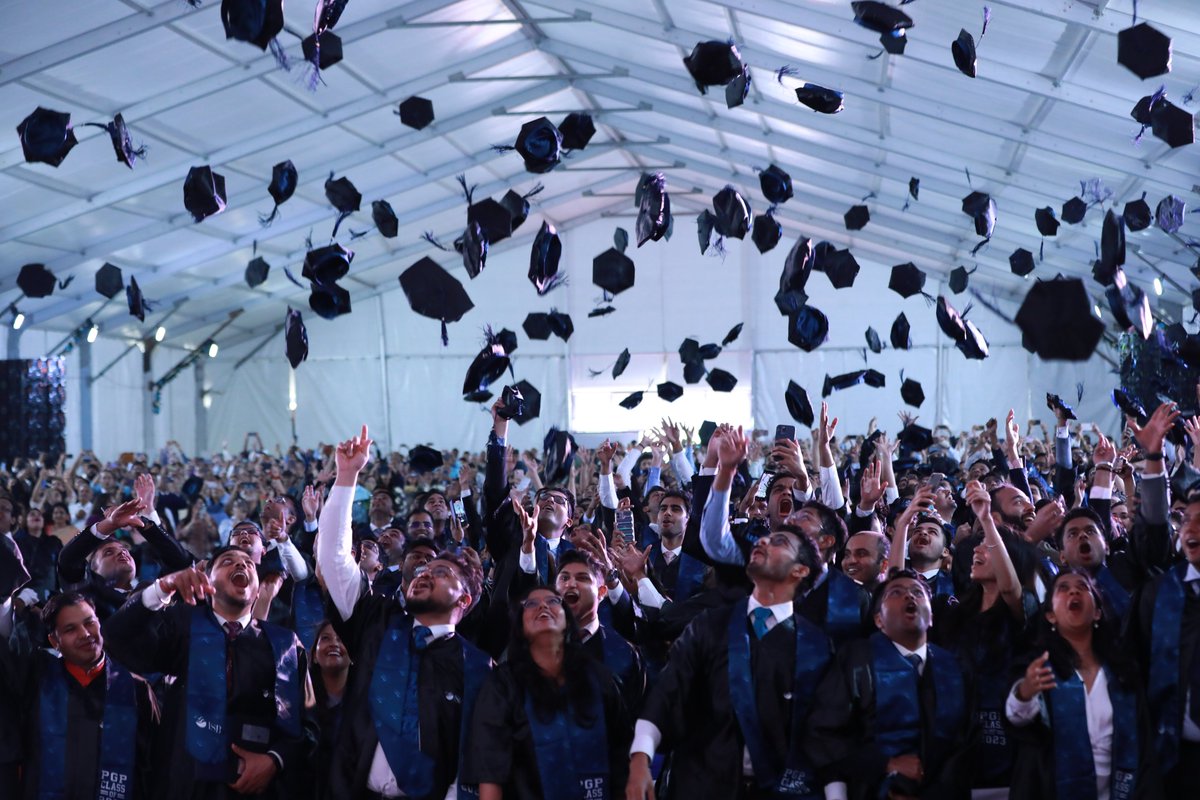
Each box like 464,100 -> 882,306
2,0 -> 1199,355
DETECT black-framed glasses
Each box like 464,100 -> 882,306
520,595 -> 564,610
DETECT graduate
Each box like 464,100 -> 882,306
102,542 -> 314,799
627,524 -> 832,800
316,424 -> 492,800
465,586 -> 632,799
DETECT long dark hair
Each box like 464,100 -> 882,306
1035,568 -> 1136,688
506,586 -> 599,727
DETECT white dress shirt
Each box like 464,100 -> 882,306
518,535 -> 562,574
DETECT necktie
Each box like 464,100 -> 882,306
1189,580 -> 1200,598
663,550 -> 676,566
750,607 -> 773,640
412,625 -> 432,652
223,621 -> 242,692
223,620 -> 242,641
905,653 -> 923,675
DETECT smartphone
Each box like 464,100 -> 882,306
451,499 -> 466,523
615,509 -> 635,544
754,474 -> 770,499
925,472 -> 945,489
764,424 -> 797,475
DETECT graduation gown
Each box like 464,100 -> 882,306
582,624 -> 646,718
101,597 -> 315,800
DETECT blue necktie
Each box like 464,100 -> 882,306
905,653 -> 923,674
750,608 -> 773,640
412,625 -> 431,652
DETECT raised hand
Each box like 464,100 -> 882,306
134,472 -> 156,512
96,498 -> 148,537
1092,430 -> 1117,464
597,439 -> 617,474
859,459 -> 888,510
158,564 -> 215,605
715,426 -> 749,471
512,491 -> 537,553
964,479 -> 990,519
1003,409 -> 1021,462
301,485 -> 321,522
1129,401 -> 1182,453
1016,652 -> 1057,701
334,425 -> 372,482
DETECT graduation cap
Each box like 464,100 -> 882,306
864,369 -> 886,388
397,96 -> 434,130
711,186 -> 752,239
1156,195 -> 1186,234
547,310 -> 573,342
453,220 -> 488,280
1136,97 -> 1195,148
888,263 -> 926,298
95,263 -> 124,299
723,324 -> 743,346
785,381 -> 815,427
1015,278 -> 1105,361
260,160 -> 298,225
936,296 -> 967,343
523,312 -> 552,340
844,204 -> 870,231
126,276 -> 147,322
408,445 -> 444,474
901,378 -> 924,407
952,28 -> 977,78
1112,388 -> 1147,423
636,172 -> 671,247
1099,209 -> 1126,273
683,361 -> 707,384
303,243 -> 353,285
949,266 -> 971,294
890,312 -> 912,349
696,342 -> 720,360
325,173 -> 361,235
398,257 -> 475,344
542,429 -> 577,484
1009,248 -> 1035,277
493,328 -> 518,355
512,379 -> 541,425
245,256 -> 270,288
611,348 -> 631,379
852,1 -> 914,36
679,337 -> 701,364
508,117 -> 562,174
593,248 -> 635,296
559,112 -> 596,150
619,391 -> 644,410
1104,270 -> 1152,339
1117,22 -> 1171,80
528,221 -> 565,296
467,198 -> 514,246
760,164 -> 794,205
1124,196 -> 1152,232
16,107 -> 77,167
825,250 -> 860,289
1035,207 -> 1060,237
899,423 -> 934,452
83,113 -> 145,169
682,40 -> 745,92
725,64 -> 752,107
284,307 -> 308,369
706,368 -> 738,392
775,236 -> 814,315
498,184 -> 543,233
794,83 -> 844,114
17,264 -> 57,298
183,166 -> 227,223
958,320 -> 990,360
489,383 -> 521,418
866,327 -> 883,354
697,210 -> 716,255
372,200 -> 399,238
787,305 -> 829,352
1061,197 -> 1087,225
751,212 -> 782,253
961,191 -> 997,239
308,282 -> 351,320
823,370 -> 866,397
301,29 -> 343,70
221,0 -> 284,49
463,328 -> 513,401
657,381 -> 683,402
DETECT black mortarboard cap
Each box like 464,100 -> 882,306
495,328 -> 518,355
498,189 -> 530,232
267,160 -> 297,207
221,0 -> 284,48
547,310 -> 573,342
593,248 -> 635,296
795,83 -> 844,114
1124,197 -> 1152,232
682,40 -> 745,92
619,391 -> 644,410
17,264 -> 56,298
824,370 -> 866,396
698,421 -> 718,448
1117,22 -> 1171,80
245,256 -> 270,288
1104,271 -> 1152,339
657,381 -> 683,402
958,320 -> 990,360
325,173 -> 361,215
698,343 -> 722,360
697,210 -> 716,254
308,282 -> 351,320
785,381 -> 815,427
961,191 -> 997,238
1015,277 -> 1105,361
844,204 -> 870,231
126,276 -> 147,322
759,164 -> 793,205
683,361 -> 707,384
890,312 -> 912,349
723,323 -> 743,346
952,28 -> 977,78
864,369 -> 886,389
371,200 -> 399,238
284,307 -> 308,369
558,112 -> 596,150
636,172 -> 671,247
88,113 -> 144,169
901,378 -> 924,407
408,445 -> 444,474
456,220 -> 487,280
1009,248 -> 1035,277
301,30 -> 342,70
679,337 -> 701,364
949,266 -> 970,294
529,221 -> 564,295
1112,389 -> 1147,423
399,257 -> 474,336
1156,195 -> 1186,233
463,330 -> 512,400
811,240 -> 836,273
397,96 -> 434,130
16,107 -> 77,167
899,423 -> 934,451
1061,197 -> 1087,225
183,166 -> 227,222
888,263 -> 926,298
936,296 -> 967,343
303,243 -> 353,285
825,249 -> 860,289
852,1 -> 914,36
775,236 -> 814,315
725,67 -> 751,108
613,348 -> 631,379
866,327 -> 883,354
1150,99 -> 1194,148
513,117 -> 562,174
1035,207 -> 1059,237
542,429 -> 577,484
751,213 -> 782,253
523,312 -> 552,340
95,263 -> 123,299
881,29 -> 908,54
1100,209 -> 1126,272
512,379 -> 541,424
711,186 -> 751,239
706,368 -> 737,392
494,384 -> 524,418
788,305 -> 829,352
467,198 -> 514,245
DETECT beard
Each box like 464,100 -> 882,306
405,594 -> 450,615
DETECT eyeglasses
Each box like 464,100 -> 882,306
536,491 -> 569,507
413,565 -> 458,581
520,595 -> 564,610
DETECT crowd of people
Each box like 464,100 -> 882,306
1,391 -> 1199,800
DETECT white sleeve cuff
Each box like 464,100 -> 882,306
141,579 -> 173,610
824,783 -> 849,800
1089,485 -> 1113,500
855,505 -> 876,518
630,719 -> 663,760
89,523 -> 107,539
1004,681 -> 1041,726
1056,427 -> 1070,439
606,578 -> 625,604
699,466 -> 718,476
671,451 -> 695,484
277,538 -> 310,581
598,473 -> 618,510
303,519 -> 318,533
518,547 -> 536,574
635,577 -> 666,609
147,507 -> 162,526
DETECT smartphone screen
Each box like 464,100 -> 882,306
615,509 -> 635,544
925,472 -> 945,489
451,499 -> 466,522
774,424 -> 796,442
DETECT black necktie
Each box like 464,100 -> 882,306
905,653 -> 923,675
412,625 -> 432,652
223,621 -> 242,692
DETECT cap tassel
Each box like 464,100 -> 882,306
970,237 -> 991,255
422,231 -> 450,251
440,320 -> 449,347
523,182 -> 546,200
1039,240 -> 1045,262
980,7 -> 992,39
775,65 -> 800,84
455,174 -> 475,205
536,272 -> 568,296
348,228 -> 369,240
269,38 -> 291,71
259,205 -> 282,227
57,276 -> 75,291
1077,382 -> 1085,403
282,266 -> 306,289
867,48 -> 886,60
330,210 -> 350,238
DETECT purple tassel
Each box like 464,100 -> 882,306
282,266 -> 306,289
440,320 -> 449,347
455,174 -> 475,204
422,231 -> 450,251
981,7 -> 991,39
536,273 -> 568,296
259,205 -> 281,227
776,65 -> 800,84
269,38 -> 291,71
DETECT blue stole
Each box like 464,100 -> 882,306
292,579 -> 325,652
648,545 -> 706,603
597,627 -> 637,689
726,599 -> 831,798
824,569 -> 864,645
1048,668 -> 1139,800
524,672 -> 610,800
1094,565 -> 1132,621
535,536 -> 575,585
871,634 -> 966,762
926,570 -> 955,600
1148,562 -> 1189,772
185,607 -> 302,781
370,615 -> 490,800
38,657 -> 138,800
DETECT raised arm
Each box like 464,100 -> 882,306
965,480 -> 1022,617
315,424 -> 372,621
889,485 -> 935,574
